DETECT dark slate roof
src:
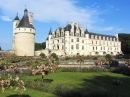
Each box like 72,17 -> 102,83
17,8 -> 34,29
14,15 -> 20,21
88,32 -> 115,38
48,28 -> 52,35
85,28 -> 88,34
64,24 -> 71,31
88,32 -> 117,40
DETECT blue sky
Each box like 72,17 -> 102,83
0,0 -> 130,50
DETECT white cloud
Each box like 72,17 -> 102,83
1,16 -> 12,21
0,0 -> 121,33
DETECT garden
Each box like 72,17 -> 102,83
0,52 -> 130,97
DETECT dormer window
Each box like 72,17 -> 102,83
99,36 -> 101,39
113,38 -> 115,41
91,35 -> 94,39
107,37 -> 109,40
103,37 -> 105,40
95,35 -> 97,39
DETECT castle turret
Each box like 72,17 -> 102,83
13,8 -> 35,56
12,13 -> 20,50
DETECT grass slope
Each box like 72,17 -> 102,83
1,72 -> 130,97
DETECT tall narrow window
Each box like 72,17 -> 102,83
76,44 -> 79,49
71,45 -> 73,49
77,38 -> 79,42
71,39 -> 73,42
82,46 -> 84,50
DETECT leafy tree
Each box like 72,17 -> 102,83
0,47 -> 1,50
35,42 -> 46,51
77,55 -> 84,71
119,33 -> 130,54
35,42 -> 43,51
42,42 -> 46,49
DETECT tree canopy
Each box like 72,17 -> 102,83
119,33 -> 130,54
35,42 -> 46,51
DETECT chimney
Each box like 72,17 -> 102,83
29,12 -> 33,24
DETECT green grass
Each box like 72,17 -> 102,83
1,71 -> 130,97
0,88 -> 57,97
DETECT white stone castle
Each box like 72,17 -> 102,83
45,22 -> 121,56
12,8 -> 121,56
12,8 -> 35,56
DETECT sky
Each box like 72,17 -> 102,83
0,0 -> 130,50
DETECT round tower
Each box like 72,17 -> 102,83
13,8 -> 35,56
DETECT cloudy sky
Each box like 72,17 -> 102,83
0,0 -> 130,50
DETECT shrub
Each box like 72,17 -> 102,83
110,60 -> 118,67
39,53 -> 46,58
57,67 -> 110,72
51,53 -> 59,61
93,56 -> 98,60
25,81 -> 51,92
7,94 -> 31,97
65,56 -> 70,60
112,68 -> 130,76
105,54 -> 111,60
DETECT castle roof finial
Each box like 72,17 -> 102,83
14,12 -> 20,21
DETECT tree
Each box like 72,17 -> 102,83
42,42 -> 46,49
35,42 -> 42,51
77,55 -> 84,71
0,47 -> 1,50
118,33 -> 130,54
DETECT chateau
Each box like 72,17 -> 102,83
11,8 -> 121,56
46,22 -> 121,56
12,8 -> 35,56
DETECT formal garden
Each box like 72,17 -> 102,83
0,52 -> 130,97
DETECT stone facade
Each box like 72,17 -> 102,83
45,22 -> 121,56
12,9 -> 35,56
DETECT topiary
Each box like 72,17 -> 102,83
105,54 -> 111,60
39,53 -> 46,58
51,53 -> 59,61
93,56 -> 98,60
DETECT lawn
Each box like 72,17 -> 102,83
1,71 -> 130,97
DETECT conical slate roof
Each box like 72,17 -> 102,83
48,28 -> 52,35
85,28 -> 88,34
14,15 -> 20,21
17,8 -> 34,29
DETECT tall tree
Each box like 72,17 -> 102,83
35,42 -> 42,51
42,42 -> 46,49
119,33 -> 130,54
